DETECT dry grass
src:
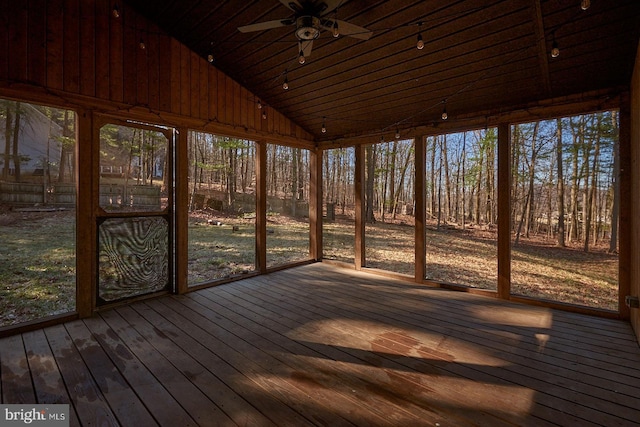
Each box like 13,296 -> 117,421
0,209 -> 619,328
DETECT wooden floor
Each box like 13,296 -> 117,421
1,263 -> 640,426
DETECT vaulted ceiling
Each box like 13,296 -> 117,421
124,0 -> 640,143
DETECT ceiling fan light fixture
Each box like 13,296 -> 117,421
551,39 -> 560,58
296,16 -> 321,41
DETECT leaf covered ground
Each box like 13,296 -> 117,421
0,209 -> 619,328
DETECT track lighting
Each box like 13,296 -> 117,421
262,109 -> 267,120
257,100 -> 262,109
112,4 -> 120,18
298,50 -> 306,65
139,38 -> 146,50
580,0 -> 590,10
395,128 -> 400,139
551,37 -> 559,58
441,100 -> 448,120
333,21 -> 339,38
322,117 -> 327,133
207,54 -> 214,63
416,22 -> 424,50
283,71 -> 289,90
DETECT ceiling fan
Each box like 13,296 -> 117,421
238,0 -> 373,63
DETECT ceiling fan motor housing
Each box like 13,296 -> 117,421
296,16 -> 321,40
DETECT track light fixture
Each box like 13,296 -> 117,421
395,128 -> 400,139
112,4 -> 120,18
441,100 -> 448,120
333,20 -> 339,38
207,54 -> 214,63
283,71 -> 289,90
257,100 -> 262,109
580,0 -> 590,10
139,38 -> 146,50
322,117 -> 327,133
551,35 -> 560,58
416,22 -> 425,50
298,50 -> 306,65
262,108 -> 267,120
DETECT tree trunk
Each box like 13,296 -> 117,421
609,111 -> 619,253
365,144 -> 376,223
12,102 -> 21,181
3,106 -> 12,179
556,118 -> 566,247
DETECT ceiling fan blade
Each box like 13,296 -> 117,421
279,0 -> 303,12
238,19 -> 293,33
298,40 -> 314,58
322,19 -> 372,40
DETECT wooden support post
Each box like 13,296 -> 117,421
618,92 -> 631,319
355,144 -> 365,270
414,136 -> 426,282
75,108 -> 94,318
497,123 -> 511,299
309,147 -> 323,261
175,127 -> 189,294
256,140 -> 267,273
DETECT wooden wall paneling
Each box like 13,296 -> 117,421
122,5 -> 137,106
354,144 -> 365,270
217,70 -> 226,123
225,75 -> 234,125
146,22 -> 160,111
497,123 -> 511,299
0,3 -> 8,81
175,127 -> 189,294
199,58 -> 208,120
27,0 -> 46,87
618,92 -> 631,319
136,14 -> 149,107
189,50 -> 199,119
233,79 -> 241,126
79,0 -> 95,97
63,0 -> 80,94
169,39 -> 181,114
46,0 -> 63,90
414,136 -> 426,282
8,2 -> 28,83
207,66 -> 217,121
179,44 -> 190,116
630,48 -> 640,339
94,0 -> 110,100
240,86 -> 249,129
158,34 -> 172,112
108,0 -> 123,102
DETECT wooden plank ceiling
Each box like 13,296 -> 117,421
124,0 -> 640,144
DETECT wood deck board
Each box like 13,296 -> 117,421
0,263 -> 639,426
